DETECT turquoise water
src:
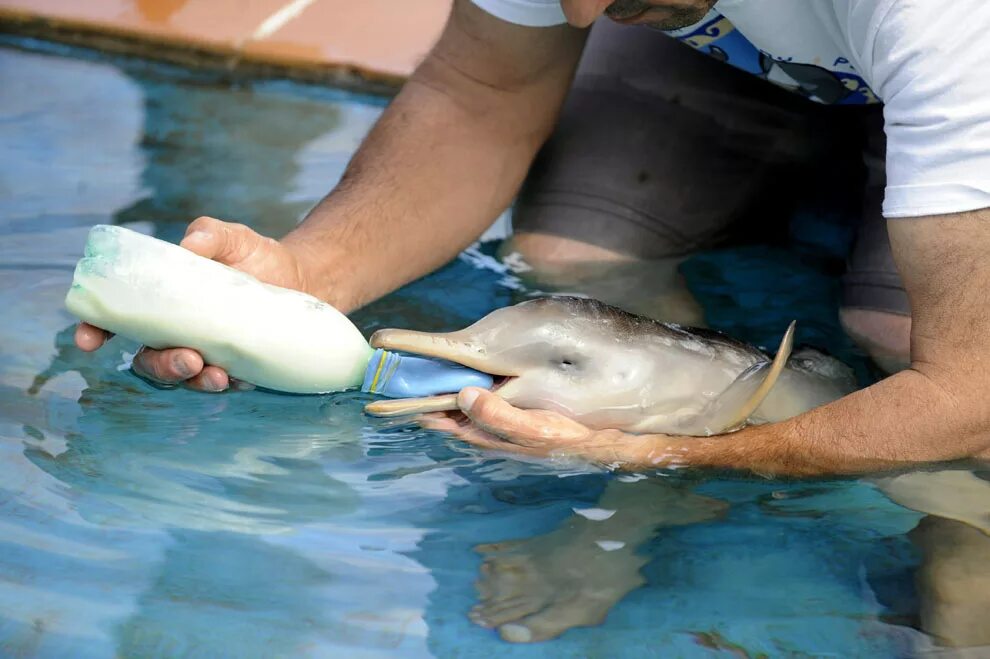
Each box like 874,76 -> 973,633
0,40 -> 932,657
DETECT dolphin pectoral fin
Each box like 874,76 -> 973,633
676,321 -> 796,436
716,320 -> 796,432
364,393 -> 461,417
720,320 -> 797,432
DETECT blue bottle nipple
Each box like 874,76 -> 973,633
361,349 -> 494,398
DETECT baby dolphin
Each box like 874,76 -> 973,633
365,297 -> 856,436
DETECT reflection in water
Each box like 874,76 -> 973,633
24,355 -> 364,533
28,326 -> 97,395
910,515 -> 990,648
411,467 -> 928,656
112,66 -> 346,240
114,531 -> 337,656
1,40 -> 986,658
877,469 -> 990,649
469,479 -> 727,643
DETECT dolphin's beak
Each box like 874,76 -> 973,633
364,393 -> 462,417
363,329 -> 516,418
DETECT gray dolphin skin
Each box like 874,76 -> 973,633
364,297 -> 857,436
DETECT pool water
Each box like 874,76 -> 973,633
0,39 -> 935,657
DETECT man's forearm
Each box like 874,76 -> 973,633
638,368 -> 990,476
655,213 -> 990,477
282,81 -> 540,311
281,4 -> 585,312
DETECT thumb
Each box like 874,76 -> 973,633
457,387 -> 549,444
457,387 -> 584,446
180,217 -> 253,264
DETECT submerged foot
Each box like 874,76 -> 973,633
470,532 -> 647,643
470,482 -> 727,643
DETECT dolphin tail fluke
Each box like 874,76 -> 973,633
676,321 -> 796,436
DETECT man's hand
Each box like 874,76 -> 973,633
426,211 -> 990,477
73,0 -> 587,395
74,216 -> 315,392
419,387 -> 668,468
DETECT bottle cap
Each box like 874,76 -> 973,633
361,349 -> 494,398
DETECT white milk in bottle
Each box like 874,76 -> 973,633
65,225 -> 373,393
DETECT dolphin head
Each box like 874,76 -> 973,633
372,297 -> 664,416
365,297 -> 796,434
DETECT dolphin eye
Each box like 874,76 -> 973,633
555,356 -> 580,371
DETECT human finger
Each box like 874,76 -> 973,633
184,365 -> 230,393
132,346 -> 205,384
75,323 -> 113,351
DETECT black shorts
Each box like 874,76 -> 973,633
513,20 -> 908,316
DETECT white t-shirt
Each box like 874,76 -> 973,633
470,0 -> 990,219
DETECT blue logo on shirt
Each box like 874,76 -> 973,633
670,13 -> 879,105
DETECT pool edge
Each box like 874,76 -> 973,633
0,10 -> 406,97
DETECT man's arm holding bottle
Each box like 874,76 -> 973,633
75,0 -> 586,391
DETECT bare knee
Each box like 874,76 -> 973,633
501,232 -> 705,325
839,308 -> 911,374
501,232 -> 634,272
